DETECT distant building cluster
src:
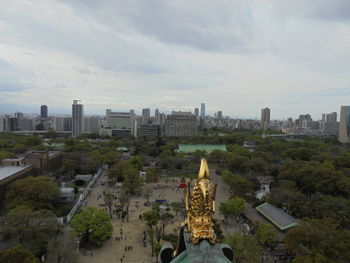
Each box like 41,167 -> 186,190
0,101 -> 348,141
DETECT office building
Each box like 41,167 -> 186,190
165,111 -> 197,137
155,109 -> 160,123
339,106 -> 350,143
217,111 -> 223,119
72,100 -> 84,137
102,109 -> 136,137
200,103 -> 205,118
139,124 -> 161,137
84,116 -> 99,133
54,117 -> 72,131
261,107 -> 271,130
326,112 -> 337,122
41,105 -> 48,119
142,108 -> 151,122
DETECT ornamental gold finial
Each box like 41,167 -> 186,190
184,158 -> 218,244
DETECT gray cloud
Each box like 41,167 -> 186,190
0,0 -> 349,119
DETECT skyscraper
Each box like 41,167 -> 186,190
142,108 -> 150,122
217,111 -> 222,119
155,108 -> 160,123
339,106 -> 350,143
261,107 -> 270,130
40,105 -> 48,118
72,100 -> 84,137
200,103 -> 205,118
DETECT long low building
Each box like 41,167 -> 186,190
255,202 -> 298,231
176,144 -> 227,154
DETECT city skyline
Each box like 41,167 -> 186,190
0,1 -> 349,119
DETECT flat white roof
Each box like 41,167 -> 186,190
0,166 -> 31,181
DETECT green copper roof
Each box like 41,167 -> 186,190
116,147 -> 128,151
169,231 -> 231,263
43,143 -> 65,149
176,144 -> 227,153
255,202 -> 298,231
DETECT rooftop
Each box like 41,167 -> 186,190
255,202 -> 298,231
0,165 -> 31,181
176,144 -> 227,153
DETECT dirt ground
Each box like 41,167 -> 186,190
77,170 -> 232,263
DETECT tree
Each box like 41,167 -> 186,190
128,156 -> 143,170
159,212 -> 174,237
0,151 -> 16,162
107,161 -> 131,181
226,234 -> 261,263
70,207 -> 113,246
154,242 -> 162,263
122,167 -> 143,195
143,210 -> 159,256
5,176 -> 59,211
222,170 -> 253,197
145,167 -> 158,183
219,197 -> 245,223
0,245 -> 40,263
255,223 -> 279,249
4,207 -> 59,256
46,236 -> 78,263
103,190 -> 116,218
284,218 -> 350,263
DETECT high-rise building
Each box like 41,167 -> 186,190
84,116 -> 99,133
155,108 -> 160,123
72,100 -> 84,137
54,117 -> 72,131
194,108 -> 199,117
339,106 -> 350,143
165,111 -> 197,137
142,108 -> 150,121
41,105 -> 48,119
217,111 -> 223,119
200,103 -> 205,118
326,112 -> 337,122
261,107 -> 270,130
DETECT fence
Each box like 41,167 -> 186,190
59,167 -> 103,224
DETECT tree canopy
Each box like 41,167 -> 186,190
0,245 -> 40,263
5,176 -> 59,211
226,234 -> 261,263
4,206 -> 59,256
219,197 -> 245,222
70,207 -> 113,246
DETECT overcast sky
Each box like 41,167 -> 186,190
0,0 -> 349,119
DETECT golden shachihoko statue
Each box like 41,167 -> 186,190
184,158 -> 218,244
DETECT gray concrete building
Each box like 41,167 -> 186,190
72,100 -> 84,137
339,106 -> 350,143
165,111 -> 197,137
261,107 -> 270,130
200,103 -> 205,118
41,105 -> 48,119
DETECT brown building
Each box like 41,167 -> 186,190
0,151 -> 63,212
